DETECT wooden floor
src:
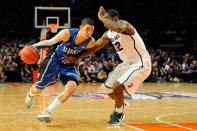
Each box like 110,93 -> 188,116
0,82 -> 197,131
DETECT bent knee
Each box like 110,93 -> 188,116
65,81 -> 77,90
114,85 -> 125,92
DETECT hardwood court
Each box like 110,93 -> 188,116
0,82 -> 197,131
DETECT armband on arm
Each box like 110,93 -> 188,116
33,37 -> 57,49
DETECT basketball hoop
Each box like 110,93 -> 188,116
49,24 -> 58,33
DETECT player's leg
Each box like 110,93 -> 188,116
123,60 -> 152,97
103,84 -> 129,107
107,92 -> 114,99
37,74 -> 78,123
25,84 -> 44,109
113,84 -> 124,110
57,81 -> 77,102
107,86 -> 126,126
25,57 -> 58,109
101,84 -> 114,99
44,78 -> 77,113
103,63 -> 132,126
101,82 -> 128,126
108,60 -> 151,126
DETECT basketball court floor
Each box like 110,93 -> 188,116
0,82 -> 197,131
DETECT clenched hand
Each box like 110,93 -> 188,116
62,55 -> 79,64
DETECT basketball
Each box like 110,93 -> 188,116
19,45 -> 40,64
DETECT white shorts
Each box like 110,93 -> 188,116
105,59 -> 151,96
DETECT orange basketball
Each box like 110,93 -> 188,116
19,45 -> 40,64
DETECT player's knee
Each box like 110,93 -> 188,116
65,81 -> 77,91
100,84 -> 113,93
113,81 -> 122,88
113,85 -> 124,93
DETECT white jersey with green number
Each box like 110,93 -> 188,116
107,29 -> 150,64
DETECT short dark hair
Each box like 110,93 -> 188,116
106,9 -> 119,19
81,17 -> 95,26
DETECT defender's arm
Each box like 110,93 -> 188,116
78,32 -> 110,59
98,6 -> 135,35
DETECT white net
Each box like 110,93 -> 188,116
50,24 -> 58,33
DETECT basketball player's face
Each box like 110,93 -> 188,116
80,24 -> 94,39
103,13 -> 115,28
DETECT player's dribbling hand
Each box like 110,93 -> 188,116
62,55 -> 79,64
98,6 -> 105,20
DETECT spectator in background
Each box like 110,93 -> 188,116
8,61 -> 18,71
86,61 -> 95,73
181,63 -> 193,82
171,67 -> 181,82
176,52 -> 184,64
159,51 -> 168,67
79,63 -> 87,75
154,48 -> 162,57
107,60 -> 114,72
102,60 -> 110,75
157,67 -> 167,82
90,53 -> 98,61
94,61 -> 101,73
170,61 -> 181,82
79,63 -> 87,82
191,60 -> 197,82
0,54 -> 3,61
12,51 -> 21,64
4,55 -> 12,71
98,53 -> 107,62
89,69 -> 97,82
0,66 -> 7,82
191,60 -> 197,71
174,60 -> 182,70
150,64 -> 159,82
153,56 -> 159,67
21,65 -> 33,83
97,68 -> 107,83
182,63 -> 192,73
80,68 -> 91,83
182,54 -> 192,67
106,46 -> 114,60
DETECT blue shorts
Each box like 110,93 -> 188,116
35,56 -> 79,89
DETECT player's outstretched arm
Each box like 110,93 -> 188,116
33,29 -> 70,49
78,32 -> 109,59
98,6 -> 135,35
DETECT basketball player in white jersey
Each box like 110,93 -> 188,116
63,6 -> 152,126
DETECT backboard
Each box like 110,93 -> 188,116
34,7 -> 71,29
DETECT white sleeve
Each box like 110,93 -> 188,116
33,36 -> 58,48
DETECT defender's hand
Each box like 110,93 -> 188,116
98,6 -> 105,20
62,55 -> 79,64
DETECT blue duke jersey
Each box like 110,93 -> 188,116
36,28 -> 92,89
53,28 -> 92,65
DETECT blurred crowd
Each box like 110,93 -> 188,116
0,38 -> 37,83
0,37 -> 196,83
147,49 -> 197,83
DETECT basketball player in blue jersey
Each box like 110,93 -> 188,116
25,17 -> 96,123
64,7 -> 151,126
